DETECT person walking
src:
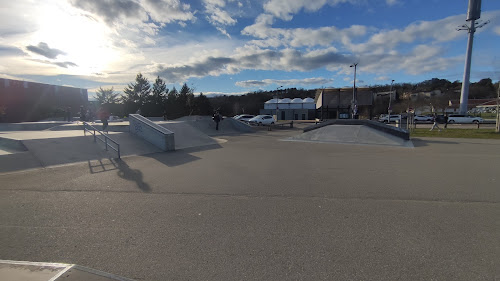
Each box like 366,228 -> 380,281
444,114 -> 449,129
430,113 -> 441,132
212,111 -> 221,131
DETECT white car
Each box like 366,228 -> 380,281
447,115 -> 483,124
414,115 -> 433,122
248,115 -> 275,125
378,114 -> 402,123
234,114 -> 255,123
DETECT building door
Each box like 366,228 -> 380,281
281,111 -> 286,120
302,114 -> 306,120
294,114 -> 298,120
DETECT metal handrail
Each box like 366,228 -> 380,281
83,121 -> 120,159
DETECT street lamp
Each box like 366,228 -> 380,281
388,79 -> 395,115
350,63 -> 358,119
275,85 -> 283,121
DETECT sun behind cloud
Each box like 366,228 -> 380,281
28,1 -> 119,75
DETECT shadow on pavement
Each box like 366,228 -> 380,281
145,143 -> 222,167
88,158 -> 118,174
411,138 -> 459,147
116,159 -> 151,193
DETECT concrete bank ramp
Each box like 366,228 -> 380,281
157,121 -> 219,149
175,115 -> 254,136
285,125 -> 413,148
0,131 -> 163,173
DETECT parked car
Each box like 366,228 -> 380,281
378,114 -> 403,123
447,115 -> 483,124
414,115 -> 433,122
234,114 -> 255,123
248,115 -> 275,125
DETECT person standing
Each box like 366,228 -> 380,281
212,111 -> 221,131
97,107 -> 110,133
66,107 -> 72,122
430,113 -> 441,132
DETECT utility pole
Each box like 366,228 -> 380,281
350,63 -> 358,119
388,79 -> 395,119
275,85 -> 283,122
496,84 -> 499,133
457,0 -> 489,114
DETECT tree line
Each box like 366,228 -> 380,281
96,73 -> 212,119
95,73 -> 499,118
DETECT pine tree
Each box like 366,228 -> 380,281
122,73 -> 151,114
95,87 -> 119,105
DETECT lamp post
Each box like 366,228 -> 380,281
350,63 -> 358,119
388,79 -> 395,121
275,85 -> 283,122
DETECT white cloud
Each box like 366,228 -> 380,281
375,76 -> 390,81
386,0 -> 398,6
203,0 -> 239,37
263,0 -> 353,21
495,26 -> 500,36
236,77 -> 334,87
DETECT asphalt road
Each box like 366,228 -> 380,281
1,129 -> 499,280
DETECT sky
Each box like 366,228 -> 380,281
1,0 -> 500,98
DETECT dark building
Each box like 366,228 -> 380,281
315,88 -> 375,120
0,78 -> 88,122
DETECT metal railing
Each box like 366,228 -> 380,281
83,121 -> 121,159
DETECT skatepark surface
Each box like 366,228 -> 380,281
286,124 -> 414,147
175,115 -> 254,136
1,119 -> 499,281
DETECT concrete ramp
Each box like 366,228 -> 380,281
0,260 -> 134,281
285,125 -> 413,147
0,131 -> 163,173
157,121 -> 219,149
175,115 -> 254,136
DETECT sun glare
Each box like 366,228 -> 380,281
31,1 -> 118,75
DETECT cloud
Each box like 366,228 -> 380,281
142,0 -> 195,23
29,59 -> 78,68
243,23 -> 368,48
263,0 -> 353,21
26,42 -> 66,59
375,76 -> 390,81
0,45 -> 26,57
69,0 -> 194,29
203,0 -> 238,37
69,0 -> 148,26
154,47 -> 355,82
236,77 -> 334,87
495,26 -> 500,36
386,0 -> 398,6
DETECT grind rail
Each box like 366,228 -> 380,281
83,121 -> 121,158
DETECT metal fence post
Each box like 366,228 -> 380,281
105,137 -> 108,151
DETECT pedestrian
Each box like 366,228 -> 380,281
97,107 -> 110,133
212,111 -> 221,131
444,114 -> 449,129
430,113 -> 441,132
79,106 -> 86,123
66,107 -> 72,122
163,109 -> 168,121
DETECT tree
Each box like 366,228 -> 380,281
143,76 -> 168,116
95,87 -> 119,105
122,73 -> 151,114
193,93 -> 212,115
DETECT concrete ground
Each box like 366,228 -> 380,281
0,127 -> 499,280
